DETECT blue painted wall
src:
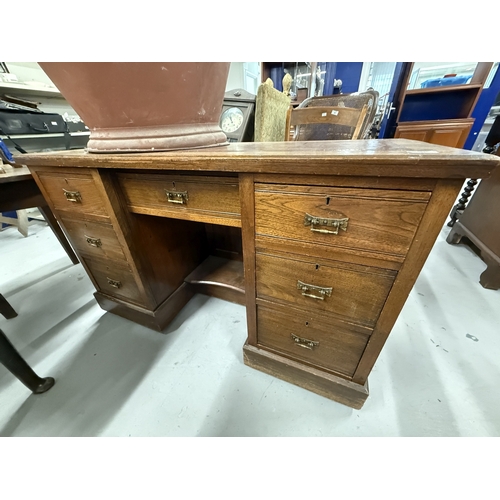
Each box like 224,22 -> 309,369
464,65 -> 500,150
335,63 -> 363,93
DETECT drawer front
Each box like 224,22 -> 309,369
256,253 -> 395,328
118,173 -> 241,225
255,184 -> 430,258
82,256 -> 146,306
257,303 -> 370,378
36,170 -> 109,219
60,217 -> 127,262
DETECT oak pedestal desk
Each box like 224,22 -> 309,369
22,140 -> 499,409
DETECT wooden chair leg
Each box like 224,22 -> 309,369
0,328 -> 55,394
0,210 -> 30,237
16,209 -> 29,237
38,205 -> 79,265
0,294 -> 18,319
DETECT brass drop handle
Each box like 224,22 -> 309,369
63,189 -> 82,203
85,235 -> 102,248
165,190 -> 188,204
304,213 -> 349,235
297,280 -> 332,300
291,333 -> 319,350
106,278 -> 122,289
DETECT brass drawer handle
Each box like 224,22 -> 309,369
85,235 -> 102,248
106,277 -> 122,289
304,213 -> 349,235
291,333 -> 319,350
63,189 -> 82,203
297,280 -> 332,300
165,190 -> 188,204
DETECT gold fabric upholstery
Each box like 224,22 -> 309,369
254,79 -> 291,142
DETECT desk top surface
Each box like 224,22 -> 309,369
18,139 -> 500,179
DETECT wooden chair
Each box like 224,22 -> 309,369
297,90 -> 379,139
285,104 -> 368,142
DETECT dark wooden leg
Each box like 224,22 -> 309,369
0,294 -> 18,319
38,205 -> 79,265
0,328 -> 55,394
479,256 -> 500,291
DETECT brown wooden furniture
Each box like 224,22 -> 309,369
297,91 -> 379,140
0,165 -> 78,264
0,166 -> 71,395
447,157 -> 500,289
393,63 -> 494,148
0,297 -> 55,394
285,105 -> 368,141
20,140 -> 499,409
394,119 -> 474,148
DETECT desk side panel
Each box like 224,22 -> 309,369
352,179 -> 464,384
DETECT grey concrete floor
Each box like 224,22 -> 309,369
0,218 -> 499,436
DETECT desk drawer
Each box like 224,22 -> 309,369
256,253 -> 395,328
82,255 -> 146,306
255,184 -> 430,259
118,173 -> 241,226
257,303 -> 370,378
60,217 -> 127,263
36,169 -> 109,219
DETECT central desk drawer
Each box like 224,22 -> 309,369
256,253 -> 396,328
118,173 -> 241,226
255,184 -> 430,259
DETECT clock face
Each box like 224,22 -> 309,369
220,107 -> 244,133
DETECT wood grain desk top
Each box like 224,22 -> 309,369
18,139 -> 500,179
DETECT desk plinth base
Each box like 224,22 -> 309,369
243,343 -> 369,409
94,283 -> 194,332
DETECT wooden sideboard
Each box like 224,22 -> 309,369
21,140 -> 499,409
447,158 -> 500,289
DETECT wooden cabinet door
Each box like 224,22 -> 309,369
395,119 -> 474,148
427,126 -> 472,148
394,128 -> 428,142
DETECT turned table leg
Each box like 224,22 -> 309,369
447,179 -> 478,227
0,328 -> 55,394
